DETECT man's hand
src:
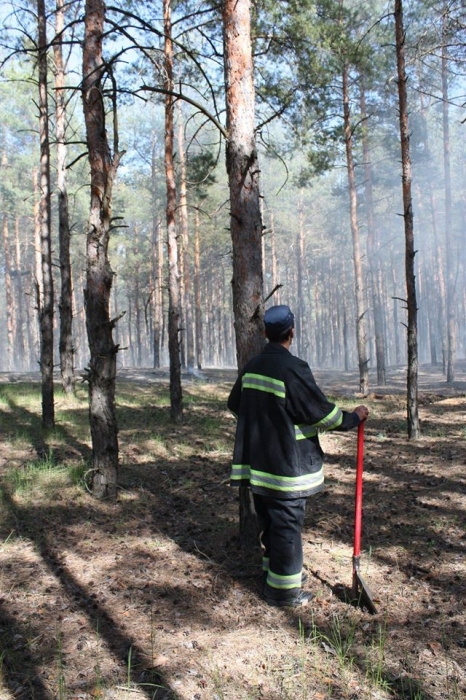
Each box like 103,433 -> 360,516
354,405 -> 369,422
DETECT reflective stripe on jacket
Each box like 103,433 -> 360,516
227,343 -> 360,499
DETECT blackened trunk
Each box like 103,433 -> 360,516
164,0 -> 183,421
82,0 -> 121,498
395,0 -> 419,439
37,0 -> 55,429
54,0 -> 75,395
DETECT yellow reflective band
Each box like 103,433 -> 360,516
295,424 -> 318,440
314,405 -> 343,431
250,467 -> 324,493
231,464 -> 251,480
266,569 -> 302,590
242,373 -> 286,398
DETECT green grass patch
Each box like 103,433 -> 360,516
5,451 -> 86,495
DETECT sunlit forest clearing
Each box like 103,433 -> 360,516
0,367 -> 465,700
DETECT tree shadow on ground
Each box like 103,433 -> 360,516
0,386 -> 91,464
1,370 -> 465,699
0,486 -> 178,700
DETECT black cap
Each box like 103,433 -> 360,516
264,305 -> 294,337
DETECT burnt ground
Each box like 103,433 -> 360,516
0,362 -> 465,700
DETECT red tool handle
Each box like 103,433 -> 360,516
353,422 -> 364,559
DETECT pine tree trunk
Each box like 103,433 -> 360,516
360,83 -> 386,385
270,213 -> 279,305
395,0 -> 419,439
134,262 -> 142,366
54,0 -> 75,395
82,0 -> 121,498
151,218 -> 162,369
177,103 -> 195,372
390,256 -> 402,366
442,29 -> 456,384
194,210 -> 203,370
164,0 -> 183,422
37,0 -> 55,429
223,0 -> 264,369
14,218 -> 26,368
222,0 -> 263,556
150,133 -> 163,369
427,188 -> 447,372
2,215 -> 14,371
296,198 -> 305,358
342,61 -> 368,395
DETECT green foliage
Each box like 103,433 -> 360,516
5,451 -> 86,495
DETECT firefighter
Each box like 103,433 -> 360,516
228,304 -> 369,608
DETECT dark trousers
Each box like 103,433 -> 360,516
253,493 -> 307,601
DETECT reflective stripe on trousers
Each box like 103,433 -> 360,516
253,494 -> 307,600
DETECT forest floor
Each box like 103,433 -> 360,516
0,362 -> 465,700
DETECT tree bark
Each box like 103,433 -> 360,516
37,0 -> 55,429
150,131 -> 163,369
360,82 -> 386,385
442,22 -> 456,384
194,209 -> 203,369
82,0 -> 121,498
2,215 -> 14,371
177,102 -> 195,372
222,0 -> 264,555
14,218 -> 26,368
54,0 -> 75,395
395,0 -> 419,439
296,198 -> 305,358
270,213 -> 279,305
342,61 -> 368,395
223,0 -> 264,370
164,0 -> 183,421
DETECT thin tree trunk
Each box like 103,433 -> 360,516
82,0 -> 121,498
14,217 -> 26,368
442,25 -> 456,384
223,0 -> 264,556
395,0 -> 419,439
194,209 -> 203,370
360,82 -> 386,385
134,255 -> 142,366
427,187 -> 447,372
164,0 -> 183,421
152,219 -> 164,369
2,215 -> 14,371
342,61 -> 368,395
54,0 -> 75,395
150,131 -> 162,370
270,212 -> 279,305
32,170 -> 42,366
296,198 -> 305,357
37,0 -> 55,429
177,102 -> 195,372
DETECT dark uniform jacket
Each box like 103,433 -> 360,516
227,342 -> 360,499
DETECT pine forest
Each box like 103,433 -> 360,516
1,1 -> 465,382
1,3 -> 466,700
